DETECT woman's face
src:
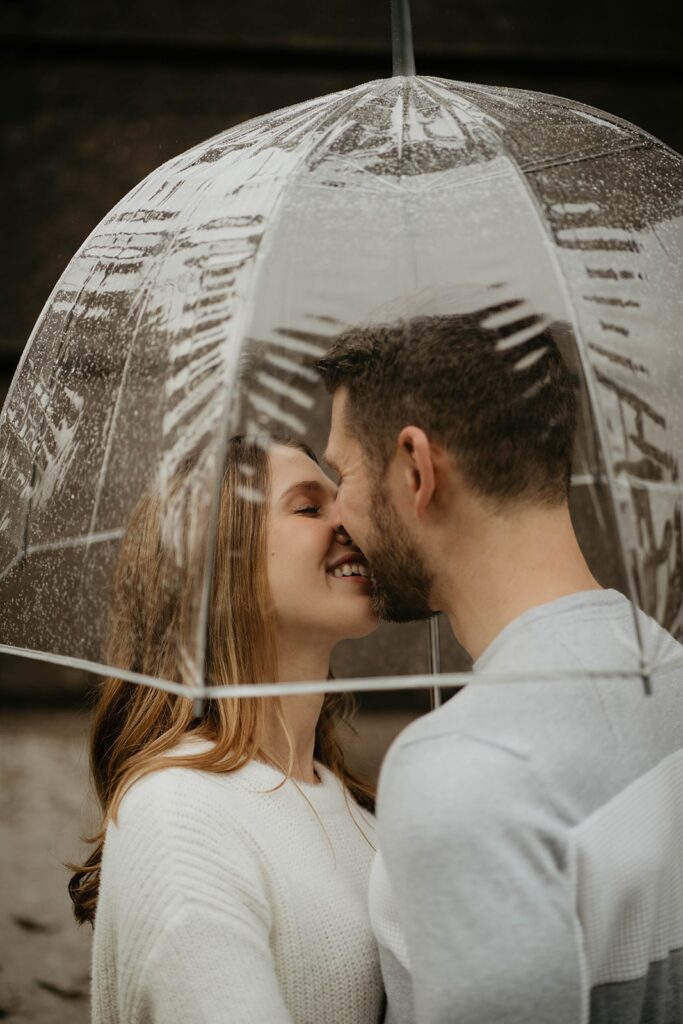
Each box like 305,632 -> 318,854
266,445 -> 378,645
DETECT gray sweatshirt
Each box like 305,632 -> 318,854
370,589 -> 683,1024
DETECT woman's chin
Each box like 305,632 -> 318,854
332,611 -> 380,642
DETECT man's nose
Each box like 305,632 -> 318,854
333,523 -> 352,547
327,493 -> 346,541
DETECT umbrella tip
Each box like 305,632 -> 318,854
391,0 -> 416,77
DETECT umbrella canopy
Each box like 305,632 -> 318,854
1,73 -> 682,699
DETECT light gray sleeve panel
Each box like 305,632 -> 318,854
570,749 -> 683,1024
377,730 -> 584,1024
572,749 -> 683,987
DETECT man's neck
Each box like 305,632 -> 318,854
436,501 -> 602,662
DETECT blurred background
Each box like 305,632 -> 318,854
1,1 -> 682,1019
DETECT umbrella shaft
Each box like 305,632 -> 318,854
391,0 -> 416,76
429,615 -> 442,710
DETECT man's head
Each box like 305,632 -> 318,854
317,301 -> 578,622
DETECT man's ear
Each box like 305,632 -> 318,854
396,426 -> 435,516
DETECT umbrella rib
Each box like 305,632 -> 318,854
571,474 -> 683,494
0,529 -> 124,584
29,528 -> 124,557
2,642 -> 679,700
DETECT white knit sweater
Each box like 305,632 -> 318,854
91,739 -> 383,1023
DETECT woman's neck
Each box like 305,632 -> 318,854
261,635 -> 329,784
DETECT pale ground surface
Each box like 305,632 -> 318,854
0,707 -> 417,1023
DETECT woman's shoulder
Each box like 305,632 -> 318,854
106,761 -> 270,899
112,742 -> 268,857
99,767 -> 273,936
117,761 -> 206,822
117,745 -> 256,828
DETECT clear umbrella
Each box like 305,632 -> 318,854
1,1 -> 682,711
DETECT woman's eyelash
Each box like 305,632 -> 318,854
295,505 -> 320,515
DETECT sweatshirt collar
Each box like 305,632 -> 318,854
472,588 -> 627,673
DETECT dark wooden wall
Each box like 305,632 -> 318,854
1,0 -> 681,699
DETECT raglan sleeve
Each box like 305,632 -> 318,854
376,732 -> 585,1024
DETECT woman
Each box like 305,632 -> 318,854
69,435 -> 383,1024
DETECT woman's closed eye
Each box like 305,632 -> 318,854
294,505 -> 321,516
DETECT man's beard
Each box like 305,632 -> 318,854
365,487 -> 434,623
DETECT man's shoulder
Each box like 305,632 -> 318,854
380,673 -> 551,779
376,702 -> 557,868
378,698 -> 537,821
477,588 -> 682,676
383,696 -> 527,761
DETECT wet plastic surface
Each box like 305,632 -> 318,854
1,76 -> 681,693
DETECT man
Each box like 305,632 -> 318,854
316,301 -> 683,1024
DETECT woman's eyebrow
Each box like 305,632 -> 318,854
277,479 -> 334,504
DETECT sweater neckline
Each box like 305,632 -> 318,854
170,735 -> 349,815
234,758 -> 350,814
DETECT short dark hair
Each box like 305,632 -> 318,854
316,301 -> 578,506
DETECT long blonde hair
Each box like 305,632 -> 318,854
68,436 -> 374,925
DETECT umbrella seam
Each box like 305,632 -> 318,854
501,144 -> 653,682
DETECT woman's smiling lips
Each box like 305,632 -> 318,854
326,555 -> 371,584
